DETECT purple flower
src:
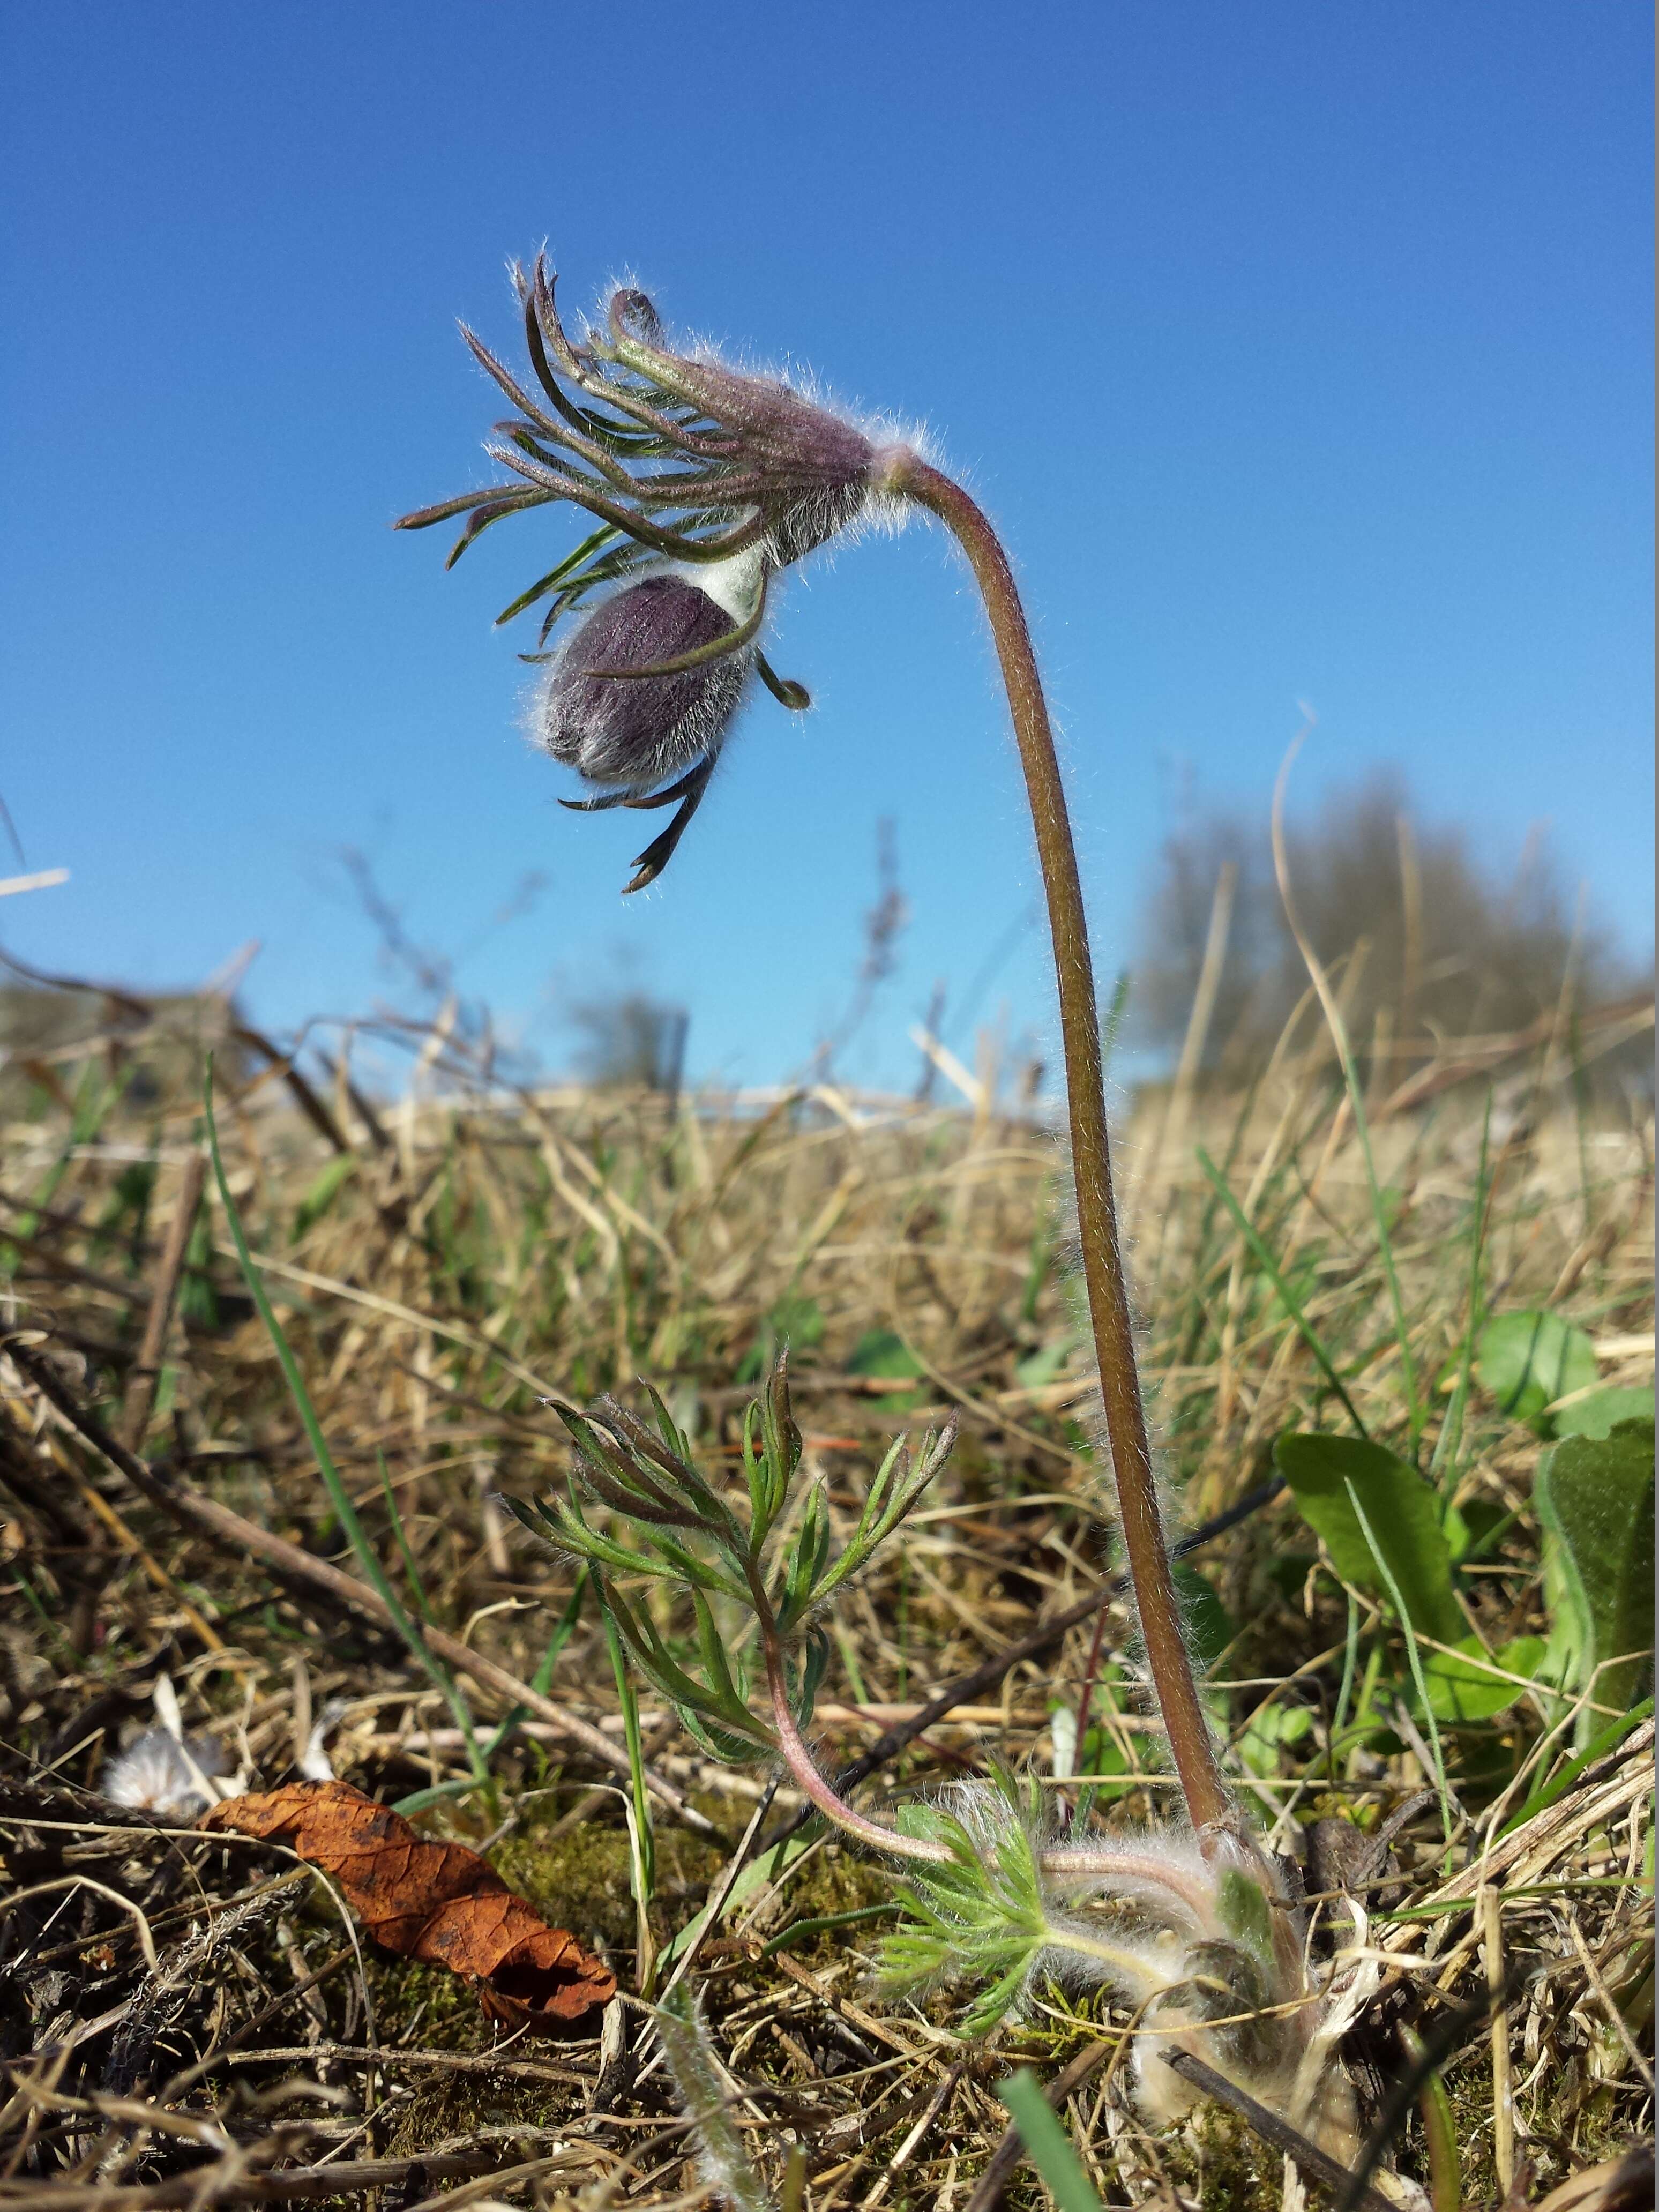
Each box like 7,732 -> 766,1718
533,567 -> 753,893
399,257 -> 890,888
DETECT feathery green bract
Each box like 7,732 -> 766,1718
878,1772 -> 1056,2034
515,1356 -> 954,1763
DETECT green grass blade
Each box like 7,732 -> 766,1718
1197,1147 -> 1369,1437
600,1590 -> 655,1915
203,1060 -> 483,1767
1344,1477 -> 1451,1841
997,2068 -> 1104,2212
1499,1698 -> 1654,1836
1431,1093 -> 1492,1489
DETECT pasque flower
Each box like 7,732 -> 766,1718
533,561 -> 756,891
398,257 -> 884,890
414,252 -> 1385,2163
403,250 -> 1231,1856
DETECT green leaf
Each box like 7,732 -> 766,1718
1499,1697 -> 1654,1834
1014,1333 -> 1077,1391
846,1328 -> 927,1410
1477,1311 -> 1599,1431
1420,1635 -> 1543,1723
1535,1421 -> 1655,1735
735,1293 -> 823,1385
1216,1866 -> 1274,1971
847,1331 -> 923,1378
1274,1432 -> 1465,1644
1172,1564 -> 1236,1668
997,2070 -> 1105,2212
1238,1700 -> 1313,1777
293,1152 -> 357,1237
1552,1385 -> 1656,1440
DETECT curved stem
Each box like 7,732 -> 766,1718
1037,1844 -> 1222,1933
748,1564 -> 953,1865
886,453 -> 1231,1840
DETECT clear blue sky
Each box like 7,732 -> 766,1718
2,4 -> 1650,1092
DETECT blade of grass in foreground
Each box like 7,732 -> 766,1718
204,1059 -> 488,1782
1499,1698 -> 1654,1836
1430,1093 -> 1493,1491
1197,1146 -> 1370,1438
1345,1478 -> 1452,1843
998,2067 -> 1104,2212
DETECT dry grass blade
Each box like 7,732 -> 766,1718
0,963 -> 1648,2206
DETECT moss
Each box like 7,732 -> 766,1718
490,1802 -> 727,1956
745,1836 -> 893,1951
1167,2105 -> 1301,2212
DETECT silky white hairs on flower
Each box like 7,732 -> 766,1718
589,266 -> 932,564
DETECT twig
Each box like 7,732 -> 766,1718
962,2038 -> 1114,2212
1566,1914 -> 1654,2093
1161,2050 -> 1394,2212
118,1152 -> 206,1452
1482,1885 -> 1515,2194
4,1336 -> 719,1840
0,2142 -> 604,2208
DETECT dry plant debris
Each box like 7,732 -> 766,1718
0,966 -> 1650,2208
200,1779 -> 616,2031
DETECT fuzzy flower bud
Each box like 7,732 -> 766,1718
537,571 -> 745,788
527,555 -> 758,890
399,256 -> 903,887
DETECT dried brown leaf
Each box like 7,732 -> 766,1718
200,1780 -> 616,2031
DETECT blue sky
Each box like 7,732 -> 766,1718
1,4 -> 1649,1093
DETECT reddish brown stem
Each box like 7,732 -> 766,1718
761,1638 -> 953,1866
884,453 -> 1231,1840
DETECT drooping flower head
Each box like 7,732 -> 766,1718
398,257 -> 896,889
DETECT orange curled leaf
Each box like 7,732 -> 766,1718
201,1780 -> 615,2032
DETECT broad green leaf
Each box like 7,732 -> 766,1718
1476,1311 -> 1598,1431
847,1328 -> 923,1378
1420,1634 -> 1544,1723
1274,1432 -> 1466,1644
846,1328 -> 927,1410
1217,1866 -> 1274,1971
1172,1563 -> 1236,1669
1552,1385 -> 1656,1440
1238,1700 -> 1313,1777
1535,1420 -> 1655,1737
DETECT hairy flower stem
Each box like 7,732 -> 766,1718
752,1579 -> 953,1865
758,1575 -> 1224,1924
881,453 -> 1232,1842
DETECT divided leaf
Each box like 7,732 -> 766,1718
523,1361 -> 953,1769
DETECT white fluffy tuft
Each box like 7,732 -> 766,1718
102,1727 -> 227,1820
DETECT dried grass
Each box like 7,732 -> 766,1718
0,980 -> 1650,2208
